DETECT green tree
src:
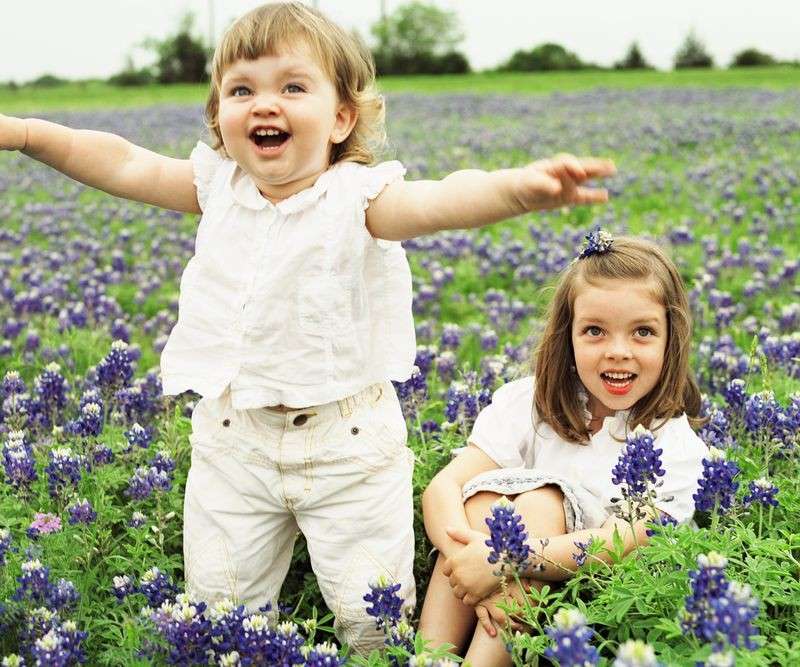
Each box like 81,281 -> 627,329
614,41 -> 652,70
674,30 -> 714,69
500,43 -> 587,72
730,48 -> 776,67
141,12 -> 210,84
371,2 -> 470,75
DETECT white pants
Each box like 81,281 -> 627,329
183,382 -> 416,654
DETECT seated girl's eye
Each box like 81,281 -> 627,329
584,326 -> 603,336
283,83 -> 305,94
230,86 -> 251,97
635,327 -> 655,337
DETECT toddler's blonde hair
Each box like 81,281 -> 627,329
205,2 -> 385,165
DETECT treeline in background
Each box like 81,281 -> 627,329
5,1 -> 798,89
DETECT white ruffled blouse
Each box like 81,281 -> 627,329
159,141 -> 416,408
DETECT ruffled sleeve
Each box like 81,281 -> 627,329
467,377 -> 536,468
359,160 -> 407,211
189,141 -> 225,211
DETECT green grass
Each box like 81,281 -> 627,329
3,66 -> 799,114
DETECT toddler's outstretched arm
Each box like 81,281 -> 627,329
0,114 -> 200,213
366,153 -> 616,241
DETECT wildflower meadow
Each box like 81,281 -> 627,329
0,84 -> 798,665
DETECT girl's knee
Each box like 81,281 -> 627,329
514,485 -> 567,535
464,491 -> 506,529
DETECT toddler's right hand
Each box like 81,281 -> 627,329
0,115 -> 28,151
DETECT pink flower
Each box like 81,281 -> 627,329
30,512 -> 62,534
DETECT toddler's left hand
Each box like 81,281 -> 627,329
442,526 -> 501,606
514,153 -> 616,212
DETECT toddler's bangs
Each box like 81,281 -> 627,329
212,6 -> 336,86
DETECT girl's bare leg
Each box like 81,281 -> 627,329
417,552 -> 477,654
460,487 -> 567,667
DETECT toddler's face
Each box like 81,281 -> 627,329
217,43 -> 355,203
570,277 -> 667,421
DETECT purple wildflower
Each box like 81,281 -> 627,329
544,608 -> 599,666
2,430 -> 38,492
67,499 -> 97,525
484,496 -> 530,573
742,478 -> 779,508
112,575 -> 136,603
364,575 -> 404,630
693,447 -> 740,513
138,567 -> 178,607
0,528 -> 12,566
45,447 -> 86,498
304,641 -> 345,667
95,340 -> 135,393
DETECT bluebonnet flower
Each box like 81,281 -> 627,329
91,443 -> 115,467
95,340 -> 135,392
0,654 -> 25,666
67,499 -> 97,525
65,401 -> 104,438
722,379 -> 747,412
414,345 -> 438,375
393,366 -> 427,422
697,407 -> 732,449
2,430 -> 38,492
613,639 -> 660,667
743,390 -> 781,436
693,447 -> 740,513
117,380 -> 161,425
208,598 -> 249,655
304,641 -> 345,667
124,422 -> 153,451
14,559 -> 79,612
138,567 -> 178,607
2,370 -> 26,396
544,607 -> 599,666
45,447 -> 86,498
435,350 -> 457,382
126,465 -> 173,501
110,318 -> 130,342
386,618 -> 416,660
364,575 -> 404,630
148,450 -> 176,476
3,318 -> 26,339
681,552 -> 759,651
33,362 -> 70,424
577,227 -> 613,260
480,328 -> 499,351
147,594 -> 214,666
128,511 -> 147,528
440,323 -> 462,350
0,528 -> 12,566
485,497 -> 530,573
24,329 -> 40,352
742,478 -> 779,508
112,575 -> 136,603
29,619 -> 88,666
571,538 -> 596,567
612,425 -> 665,498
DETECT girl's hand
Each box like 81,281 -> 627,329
442,526 -> 500,605
0,115 -> 27,151
514,153 -> 616,212
475,586 -> 528,637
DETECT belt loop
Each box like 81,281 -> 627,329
338,396 -> 352,418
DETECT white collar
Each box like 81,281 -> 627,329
576,384 -> 630,434
226,161 -> 343,215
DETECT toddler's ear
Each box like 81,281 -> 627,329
331,103 -> 358,145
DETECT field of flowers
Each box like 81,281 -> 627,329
0,85 -> 798,665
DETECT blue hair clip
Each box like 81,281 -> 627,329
578,227 -> 613,259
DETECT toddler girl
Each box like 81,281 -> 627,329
419,232 -> 708,666
0,2 -> 615,653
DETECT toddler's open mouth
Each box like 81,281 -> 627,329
250,126 -> 291,150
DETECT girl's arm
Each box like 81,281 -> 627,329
422,444 -> 500,559
0,114 -> 200,214
444,513 -> 652,602
365,154 -> 616,241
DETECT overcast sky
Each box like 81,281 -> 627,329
2,0 -> 798,82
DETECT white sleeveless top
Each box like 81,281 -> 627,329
159,141 -> 416,409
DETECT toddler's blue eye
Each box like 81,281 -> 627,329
284,83 -> 305,93
231,86 -> 250,97
636,327 -> 655,337
585,326 -> 603,336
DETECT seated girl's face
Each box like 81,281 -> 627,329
570,277 -> 667,421
217,43 -> 354,203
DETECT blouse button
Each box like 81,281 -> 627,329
351,426 -> 360,435
222,419 -> 231,427
293,414 -> 309,427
